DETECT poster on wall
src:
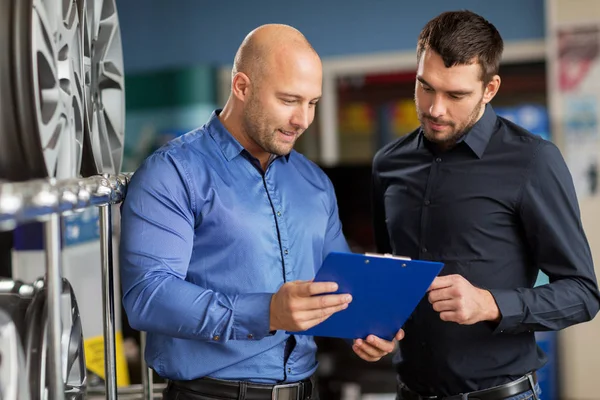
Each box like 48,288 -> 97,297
557,24 -> 600,198
562,94 -> 599,196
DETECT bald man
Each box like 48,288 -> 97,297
120,24 -> 403,400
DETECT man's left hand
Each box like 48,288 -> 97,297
352,329 -> 404,362
428,274 -> 501,325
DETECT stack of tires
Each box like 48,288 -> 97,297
0,0 -> 125,398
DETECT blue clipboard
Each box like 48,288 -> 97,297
287,252 -> 444,341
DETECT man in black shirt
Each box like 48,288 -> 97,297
372,10 -> 600,400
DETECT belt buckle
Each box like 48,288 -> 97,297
272,382 -> 301,400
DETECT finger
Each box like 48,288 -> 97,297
428,287 -> 454,303
296,312 -> 337,331
302,281 -> 339,296
352,343 -> 379,362
395,329 -> 405,341
354,339 -> 387,359
305,293 -> 352,310
295,302 -> 350,327
353,340 -> 382,361
364,335 -> 395,353
354,338 -> 386,357
428,275 -> 456,291
289,279 -> 313,284
431,299 -> 456,312
431,299 -> 457,313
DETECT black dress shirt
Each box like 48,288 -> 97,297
371,105 -> 600,396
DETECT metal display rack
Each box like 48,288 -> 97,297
0,173 -> 154,400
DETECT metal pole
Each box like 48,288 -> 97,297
140,331 -> 153,400
45,213 -> 65,400
100,203 -> 118,400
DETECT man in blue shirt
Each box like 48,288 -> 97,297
120,24 -> 403,400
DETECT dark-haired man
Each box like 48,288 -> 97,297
372,10 -> 600,400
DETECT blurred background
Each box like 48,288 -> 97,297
6,0 -> 599,399
115,1 -> 600,399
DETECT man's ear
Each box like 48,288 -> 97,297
482,75 -> 501,104
232,72 -> 251,102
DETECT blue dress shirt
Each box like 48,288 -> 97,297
119,110 -> 350,383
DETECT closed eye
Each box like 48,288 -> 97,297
419,82 -> 434,93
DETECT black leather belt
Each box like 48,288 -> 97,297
170,375 -> 315,400
399,372 -> 538,400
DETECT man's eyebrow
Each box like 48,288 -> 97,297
277,92 -> 303,99
276,92 -> 322,101
417,76 -> 472,96
447,90 -> 472,97
416,76 -> 432,87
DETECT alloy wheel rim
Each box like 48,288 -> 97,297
88,0 -> 125,174
31,0 -> 84,179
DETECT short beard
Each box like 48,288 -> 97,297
241,93 -> 275,154
418,97 -> 484,151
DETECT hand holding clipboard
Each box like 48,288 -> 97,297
287,252 -> 444,341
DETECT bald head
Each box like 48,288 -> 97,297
232,24 -> 319,84
220,24 -> 323,168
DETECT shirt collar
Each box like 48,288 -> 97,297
207,109 -> 290,163
461,104 -> 498,158
207,110 -> 245,161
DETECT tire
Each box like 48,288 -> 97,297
0,0 -> 27,182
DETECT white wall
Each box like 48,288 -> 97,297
547,1 -> 600,399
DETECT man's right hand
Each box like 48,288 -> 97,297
269,281 -> 352,332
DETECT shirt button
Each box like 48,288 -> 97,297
277,211 -> 282,217
284,249 -> 289,255
435,157 -> 442,163
424,199 -> 430,206
213,335 -> 220,341
422,247 -> 427,253
247,334 -> 254,339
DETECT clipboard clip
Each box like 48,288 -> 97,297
364,252 -> 412,261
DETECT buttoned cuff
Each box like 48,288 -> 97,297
489,289 -> 523,334
233,293 -> 274,340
